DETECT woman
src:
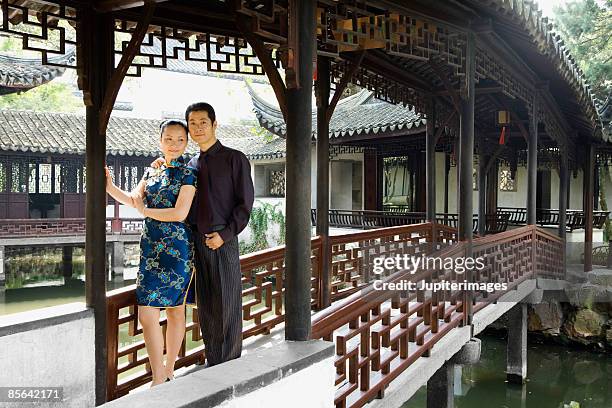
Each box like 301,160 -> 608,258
105,119 -> 197,386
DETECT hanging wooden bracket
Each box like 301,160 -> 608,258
236,14 -> 289,123
99,2 -> 156,133
326,50 -> 365,123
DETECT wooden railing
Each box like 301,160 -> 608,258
106,223 -> 564,403
327,223 -> 458,302
311,209 -> 509,234
497,207 -> 609,232
0,218 -> 142,238
310,225 -> 564,408
106,236 -> 323,401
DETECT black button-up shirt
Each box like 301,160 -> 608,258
187,140 -> 254,242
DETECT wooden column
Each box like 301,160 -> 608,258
315,55 -> 331,309
485,159 -> 498,215
458,33 -> 475,243
584,144 -> 595,273
112,156 -> 121,233
364,151 -> 378,210
81,9 -> 113,406
426,100 -> 436,221
559,149 -> 568,276
527,102 -> 538,225
284,0 -> 315,341
444,153 -> 450,215
458,32 -> 475,325
377,155 -> 384,210
478,151 -> 488,236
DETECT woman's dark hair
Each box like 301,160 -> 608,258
159,119 -> 188,137
185,102 -> 216,123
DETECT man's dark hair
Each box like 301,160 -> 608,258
185,102 -> 216,123
159,119 -> 188,137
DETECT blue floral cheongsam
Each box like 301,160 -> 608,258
136,156 -> 197,308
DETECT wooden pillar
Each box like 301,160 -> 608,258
584,144 -> 595,273
284,0 -> 315,341
377,155 -> 384,210
112,156 -> 121,233
426,101 -> 436,221
315,55 -> 331,309
458,32 -> 475,324
444,153 -> 450,215
559,150 -> 568,276
81,9 -> 113,405
527,102 -> 538,225
458,33 -> 475,243
364,151 -> 378,210
485,160 -> 498,215
478,152 -> 488,236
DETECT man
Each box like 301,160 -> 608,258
185,102 -> 254,366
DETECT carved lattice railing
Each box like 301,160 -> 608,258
311,225 -> 564,408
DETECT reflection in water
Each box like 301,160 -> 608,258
403,335 -> 611,408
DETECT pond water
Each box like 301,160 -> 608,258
402,335 -> 611,408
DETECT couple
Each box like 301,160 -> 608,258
105,102 -> 254,386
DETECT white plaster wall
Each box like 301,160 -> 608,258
0,304 -> 95,408
497,166 -> 528,209
569,170 -> 584,210
217,357 -> 334,408
331,161 -> 353,210
445,165 -> 478,214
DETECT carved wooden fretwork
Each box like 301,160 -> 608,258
0,0 -> 77,69
115,21 -> 278,77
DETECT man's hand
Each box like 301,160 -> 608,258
151,157 -> 165,169
205,232 -> 224,250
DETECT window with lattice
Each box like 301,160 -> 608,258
499,168 -> 516,192
268,170 -> 285,197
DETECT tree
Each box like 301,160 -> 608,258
0,82 -> 83,112
553,0 -> 612,100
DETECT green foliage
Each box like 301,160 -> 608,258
553,0 -> 612,99
239,202 -> 286,255
250,125 -> 275,143
598,165 -> 612,242
0,82 -> 82,112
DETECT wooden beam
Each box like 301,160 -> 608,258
327,50 -> 365,123
434,110 -> 457,145
95,0 -> 169,12
237,15 -> 288,122
429,58 -> 461,114
99,2 -> 156,134
434,86 -> 503,96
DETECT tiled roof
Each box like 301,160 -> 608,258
249,85 -> 425,138
0,51 -> 74,95
482,0 -> 602,136
0,109 -> 285,160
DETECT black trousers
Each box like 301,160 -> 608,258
193,235 -> 242,366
